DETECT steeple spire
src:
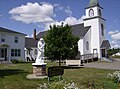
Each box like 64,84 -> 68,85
89,0 -> 99,7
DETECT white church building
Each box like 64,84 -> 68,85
78,0 -> 111,58
25,0 -> 110,61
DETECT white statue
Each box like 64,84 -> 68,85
35,38 -> 45,64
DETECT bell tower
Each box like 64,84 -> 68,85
83,0 -> 106,58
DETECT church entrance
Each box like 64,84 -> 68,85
101,49 -> 106,57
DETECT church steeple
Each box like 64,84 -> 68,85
89,0 -> 99,7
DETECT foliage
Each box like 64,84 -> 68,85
44,23 -> 79,62
107,48 -> 120,56
107,71 -> 120,83
11,59 -> 25,63
37,80 -> 78,89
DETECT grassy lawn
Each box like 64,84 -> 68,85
0,62 -> 118,89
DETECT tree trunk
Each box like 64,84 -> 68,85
59,59 -> 61,67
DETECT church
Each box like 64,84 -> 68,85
25,0 -> 110,61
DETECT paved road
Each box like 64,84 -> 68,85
84,61 -> 120,70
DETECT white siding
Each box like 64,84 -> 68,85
78,39 -> 83,55
0,32 -> 25,61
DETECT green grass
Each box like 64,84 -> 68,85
0,62 -> 119,89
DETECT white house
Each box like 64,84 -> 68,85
25,0 -> 110,61
0,27 -> 26,61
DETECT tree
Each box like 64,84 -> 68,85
44,23 -> 79,66
107,48 -> 120,56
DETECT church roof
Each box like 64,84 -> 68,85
89,0 -> 99,7
25,23 -> 90,48
25,37 -> 38,48
36,30 -> 48,38
0,27 -> 26,36
100,40 -> 111,49
36,23 -> 90,39
71,23 -> 90,38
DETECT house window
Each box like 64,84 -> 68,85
98,9 -> 102,16
15,36 -> 18,43
11,49 -> 21,57
89,9 -> 94,17
101,24 -> 104,36
1,35 -> 5,42
86,41 -> 89,50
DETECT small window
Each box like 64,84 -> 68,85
15,36 -> 18,43
1,35 -> 5,42
101,24 -> 104,36
11,49 -> 21,57
86,41 -> 89,50
89,9 -> 94,17
99,9 -> 102,16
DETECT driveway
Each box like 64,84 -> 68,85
84,60 -> 120,70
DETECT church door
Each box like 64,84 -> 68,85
101,49 -> 105,57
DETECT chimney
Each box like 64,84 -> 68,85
34,29 -> 36,40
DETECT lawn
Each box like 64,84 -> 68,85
0,62 -> 118,89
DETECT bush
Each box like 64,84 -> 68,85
107,71 -> 120,83
37,80 -> 78,89
11,59 -> 25,63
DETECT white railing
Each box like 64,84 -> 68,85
81,53 -> 98,61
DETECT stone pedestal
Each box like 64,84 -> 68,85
32,63 -> 46,76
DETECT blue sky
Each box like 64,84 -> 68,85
0,0 -> 120,48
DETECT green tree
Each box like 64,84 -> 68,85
44,23 -> 79,66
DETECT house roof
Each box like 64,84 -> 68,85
0,27 -> 27,36
25,38 -> 38,48
100,40 -> 111,49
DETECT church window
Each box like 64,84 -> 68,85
89,9 -> 94,17
86,41 -> 89,50
101,24 -> 104,36
99,9 -> 102,16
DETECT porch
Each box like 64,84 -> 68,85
0,43 -> 10,61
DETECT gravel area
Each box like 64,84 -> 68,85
84,60 -> 120,70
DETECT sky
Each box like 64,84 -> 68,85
0,0 -> 120,48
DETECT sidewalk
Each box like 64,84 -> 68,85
84,61 -> 120,70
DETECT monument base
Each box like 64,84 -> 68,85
32,63 -> 46,76
26,74 -> 47,79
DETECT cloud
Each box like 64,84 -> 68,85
9,2 -> 54,24
65,6 -> 72,16
108,30 -> 119,35
108,30 -> 120,48
0,14 -> 2,17
54,4 -> 64,11
43,15 -> 86,30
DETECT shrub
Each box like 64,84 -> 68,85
11,59 -> 25,63
107,71 -> 120,83
37,80 -> 78,89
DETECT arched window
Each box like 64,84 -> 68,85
101,24 -> 104,36
99,9 -> 102,16
86,41 -> 89,50
34,49 -> 37,55
89,9 -> 94,17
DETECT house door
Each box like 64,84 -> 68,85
101,49 -> 105,57
0,48 -> 7,60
